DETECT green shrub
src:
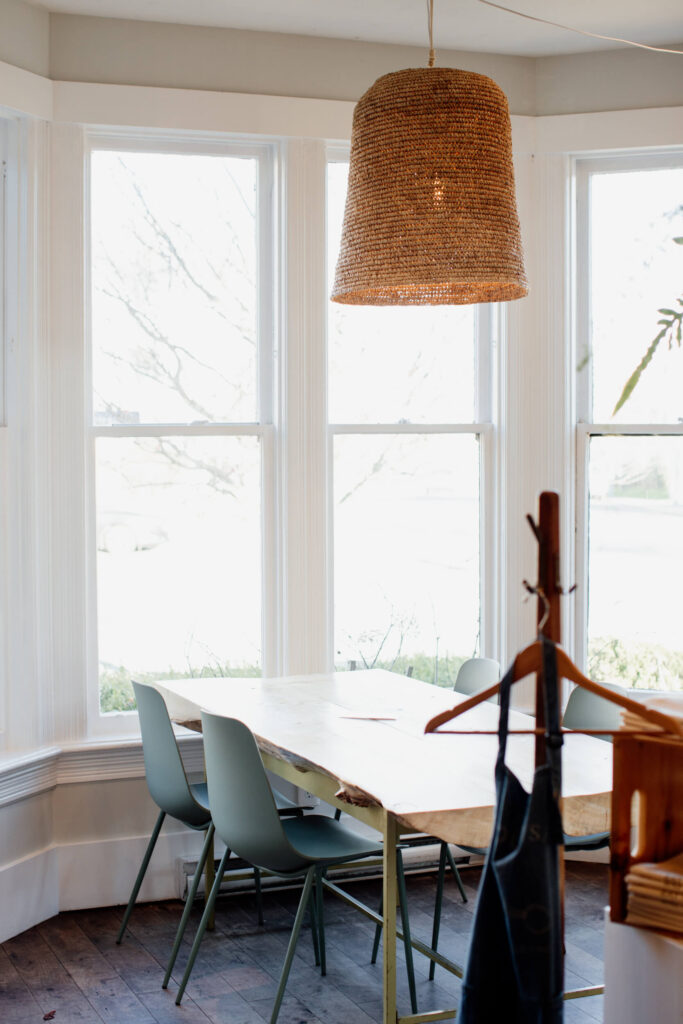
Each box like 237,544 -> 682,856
588,636 -> 683,691
336,652 -> 469,688
99,661 -> 263,713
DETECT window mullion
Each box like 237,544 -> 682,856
280,138 -> 329,675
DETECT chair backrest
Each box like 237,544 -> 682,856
562,680 -> 625,740
201,711 -> 309,875
454,657 -> 500,697
133,681 -> 210,828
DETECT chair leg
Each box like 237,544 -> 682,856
371,893 -> 383,964
254,866 -> 264,926
270,867 -> 315,1024
429,841 -> 448,981
175,846 -> 232,1005
116,809 -> 166,944
308,887 -> 321,967
162,823 -> 215,989
445,844 -> 468,903
396,849 -> 418,1015
314,867 -> 327,976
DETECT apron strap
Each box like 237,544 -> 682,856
541,635 -> 563,800
495,658 -> 517,775
496,636 -> 564,795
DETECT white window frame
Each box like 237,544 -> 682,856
0,119 -> 6,429
83,131 -> 280,734
0,117 -> 8,743
324,145 -> 500,670
574,149 -> 683,675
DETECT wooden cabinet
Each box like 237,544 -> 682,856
605,731 -> 683,1023
609,732 -> 683,923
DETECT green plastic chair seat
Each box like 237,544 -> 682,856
189,780 -> 301,817
564,831 -> 612,851
280,814 -> 381,870
188,781 -> 210,810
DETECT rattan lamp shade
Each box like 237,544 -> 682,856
331,67 -> 528,306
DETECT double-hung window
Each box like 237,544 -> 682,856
88,139 -> 275,712
576,153 -> 683,691
327,156 -> 495,685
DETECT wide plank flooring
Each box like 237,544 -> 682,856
1,861 -> 608,1024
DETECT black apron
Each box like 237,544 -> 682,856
458,637 -> 565,1024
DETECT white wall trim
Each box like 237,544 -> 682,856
54,81 -> 356,141
281,138 -> 330,674
0,57 -> 680,155
0,825 -> 210,943
0,59 -> 52,121
0,733 -> 204,808
536,106 -> 683,154
56,828 -> 207,914
0,845 -> 59,943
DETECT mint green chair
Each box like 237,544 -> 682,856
116,682 -> 214,947
561,679 -> 624,852
175,711 -> 415,1023
453,656 -> 500,697
118,682 -> 305,978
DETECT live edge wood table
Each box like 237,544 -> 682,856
154,669 -> 613,1024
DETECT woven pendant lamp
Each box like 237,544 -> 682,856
332,49 -> 528,305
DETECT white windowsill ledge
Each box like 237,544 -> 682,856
0,732 -> 205,809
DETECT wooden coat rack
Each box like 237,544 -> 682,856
530,490 -> 563,766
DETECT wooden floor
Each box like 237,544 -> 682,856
1,861 -> 608,1024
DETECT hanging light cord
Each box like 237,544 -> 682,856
478,0 -> 683,56
426,0 -> 436,66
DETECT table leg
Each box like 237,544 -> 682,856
382,815 -> 398,1024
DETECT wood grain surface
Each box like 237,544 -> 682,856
155,669 -> 612,849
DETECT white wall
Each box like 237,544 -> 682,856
536,45 -> 683,115
47,13 -> 683,116
48,15 -> 537,111
0,0 -> 49,77
0,740 -> 207,943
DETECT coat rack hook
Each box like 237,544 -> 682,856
526,513 -> 543,544
522,579 -> 551,633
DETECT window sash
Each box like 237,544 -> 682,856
575,151 -> 683,429
85,134 -> 278,724
574,151 -> 683,682
326,147 -> 498,668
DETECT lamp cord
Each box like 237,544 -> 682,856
426,0 -> 436,66
479,0 -> 683,56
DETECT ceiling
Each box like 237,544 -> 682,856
28,0 -> 683,57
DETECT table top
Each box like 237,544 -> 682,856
155,669 -> 613,847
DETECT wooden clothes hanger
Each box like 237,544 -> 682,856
424,638 -> 683,738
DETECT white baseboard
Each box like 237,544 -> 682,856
0,826 -> 211,940
58,827 -> 214,912
0,846 -> 59,943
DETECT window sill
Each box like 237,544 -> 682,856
0,732 -> 204,808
